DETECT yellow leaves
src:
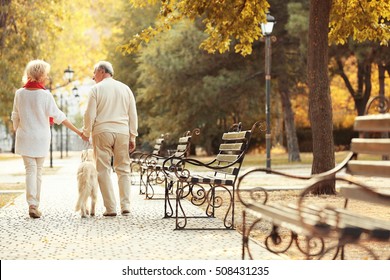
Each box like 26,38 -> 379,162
380,38 -> 389,46
120,15 -> 181,55
40,236 -> 50,243
197,0 -> 268,55
129,0 -> 160,8
121,0 -> 270,56
234,43 -> 252,56
329,0 -> 390,45
120,1 -> 182,55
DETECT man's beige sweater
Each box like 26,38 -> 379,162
83,77 -> 138,141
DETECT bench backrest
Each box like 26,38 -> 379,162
170,129 -> 200,166
212,122 -> 261,179
152,134 -> 166,156
348,113 -> 390,177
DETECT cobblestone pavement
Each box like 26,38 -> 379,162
0,153 -> 283,260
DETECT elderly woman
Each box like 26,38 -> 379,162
11,59 -> 83,218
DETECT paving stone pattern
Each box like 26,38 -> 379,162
0,154 -> 282,260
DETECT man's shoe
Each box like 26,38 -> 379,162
29,205 -> 41,219
121,209 -> 130,216
103,212 -> 117,217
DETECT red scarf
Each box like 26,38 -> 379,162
23,80 -> 46,89
23,79 -> 53,124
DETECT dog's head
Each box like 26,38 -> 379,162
81,149 -> 94,162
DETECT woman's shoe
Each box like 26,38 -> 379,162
29,205 -> 41,219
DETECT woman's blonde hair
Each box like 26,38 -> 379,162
23,59 -> 51,83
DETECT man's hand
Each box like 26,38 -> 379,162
129,140 -> 136,153
81,133 -> 90,142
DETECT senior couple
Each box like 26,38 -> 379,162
11,60 -> 138,218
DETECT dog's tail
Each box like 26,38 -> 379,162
75,192 -> 90,212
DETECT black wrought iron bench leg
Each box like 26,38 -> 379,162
164,180 -> 174,218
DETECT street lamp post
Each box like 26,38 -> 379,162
261,12 -> 276,170
65,98 -> 69,157
48,66 -> 75,167
64,86 -> 79,158
60,93 -> 63,159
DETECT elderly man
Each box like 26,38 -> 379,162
82,61 -> 138,216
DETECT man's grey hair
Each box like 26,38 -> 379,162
94,61 -> 114,76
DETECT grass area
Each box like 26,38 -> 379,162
0,153 -> 20,161
0,194 -> 21,208
0,182 -> 25,191
184,151 -> 351,172
0,182 -> 25,208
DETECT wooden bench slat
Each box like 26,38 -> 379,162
175,144 -> 189,152
216,154 -> 241,163
327,207 -> 390,231
354,113 -> 390,132
222,131 -> 250,141
178,136 -> 191,143
317,206 -> 389,232
282,205 -> 369,240
219,143 -> 245,152
322,208 -> 390,240
212,166 -> 239,176
339,185 -> 390,207
189,174 -> 234,185
351,138 -> 390,155
245,203 -> 325,236
252,203 -> 390,241
290,195 -> 390,240
347,160 -> 390,177
279,204 -> 355,235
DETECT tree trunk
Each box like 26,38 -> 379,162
335,53 -> 371,116
377,63 -> 387,113
279,86 -> 301,162
378,63 -> 385,98
355,58 -> 372,115
308,0 -> 335,194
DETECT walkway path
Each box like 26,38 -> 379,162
0,152 -> 282,260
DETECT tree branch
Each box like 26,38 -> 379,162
336,58 -> 356,96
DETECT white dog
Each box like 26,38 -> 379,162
76,149 -> 99,218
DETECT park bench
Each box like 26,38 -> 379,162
130,134 -> 167,194
237,113 -> 390,260
163,121 -> 264,230
138,129 -> 200,205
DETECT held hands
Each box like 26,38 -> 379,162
81,134 -> 90,142
78,130 -> 90,142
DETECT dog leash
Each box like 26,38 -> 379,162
81,140 -> 92,150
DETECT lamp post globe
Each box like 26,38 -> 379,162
72,85 -> 79,98
261,13 -> 276,36
64,66 -> 74,82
